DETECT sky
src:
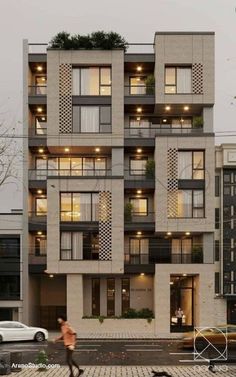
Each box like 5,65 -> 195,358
0,0 -> 235,211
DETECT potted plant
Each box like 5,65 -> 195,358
124,203 -> 133,222
145,74 -> 155,95
192,116 -> 203,129
145,160 -> 155,179
35,350 -> 48,372
192,245 -> 203,263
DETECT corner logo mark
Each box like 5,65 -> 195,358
194,327 -> 228,361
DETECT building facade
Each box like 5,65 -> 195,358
23,31 -> 226,337
0,210 -> 23,322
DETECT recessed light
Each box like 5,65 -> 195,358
137,107 -> 142,113
137,148 -> 142,153
180,118 -> 184,123
37,189 -> 43,194
95,148 -> 100,152
185,232 -> 190,236
137,231 -> 142,235
167,232 -> 172,236
136,117 -> 141,121
163,119 -> 167,123
41,117 -> 46,121
170,281 -> 174,285
49,274 -> 54,278
41,77 -> 46,81
140,273 -> 145,276
37,66 -> 43,72
64,147 -> 70,152
37,107 -> 43,113
137,190 -> 142,194
137,66 -> 142,72
38,148 -> 44,153
184,106 -> 189,111
136,77 -> 140,81
183,273 -> 187,277
37,231 -> 42,235
165,105 -> 171,111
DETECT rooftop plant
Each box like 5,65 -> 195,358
49,31 -> 128,51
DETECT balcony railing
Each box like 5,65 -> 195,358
124,170 -> 154,181
125,126 -> 203,138
29,246 -> 47,257
60,247 -> 99,261
28,43 -> 48,54
28,211 -> 47,219
125,252 -> 204,264
29,127 -> 47,137
125,212 -> 155,223
124,85 -> 155,96
28,86 -> 47,95
28,169 -> 112,180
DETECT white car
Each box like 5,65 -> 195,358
0,321 -> 48,342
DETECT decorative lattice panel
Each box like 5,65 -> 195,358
167,148 -> 178,218
99,191 -> 112,260
59,64 -> 72,133
192,63 -> 203,94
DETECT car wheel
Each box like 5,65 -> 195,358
35,332 -> 45,342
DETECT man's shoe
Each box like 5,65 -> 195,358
78,369 -> 84,376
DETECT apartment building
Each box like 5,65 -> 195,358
23,31 -> 226,337
215,144 -> 236,325
0,210 -> 23,321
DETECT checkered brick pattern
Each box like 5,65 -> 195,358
167,148 -> 178,218
59,63 -> 72,133
192,63 -> 203,94
98,191 -> 112,261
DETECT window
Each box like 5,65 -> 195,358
35,198 -> 47,216
172,238 -> 192,262
72,67 -> 111,95
172,118 -> 192,129
129,238 -> 149,264
215,240 -> 220,262
122,279 -> 130,315
35,76 -> 47,94
215,208 -> 220,229
224,186 -> 231,196
130,198 -> 148,216
224,173 -> 231,183
177,190 -> 204,218
129,76 -> 146,95
107,279 -> 115,316
0,276 -> 20,299
165,66 -> 192,94
215,176 -> 220,197
215,272 -> 220,294
92,279 -> 100,316
35,237 -> 47,256
60,232 -> 83,260
129,117 -> 150,129
83,232 -> 99,260
178,151 -> 204,179
0,238 -> 20,258
60,193 -> 99,221
35,115 -> 47,135
73,106 -> 111,133
129,157 -> 147,175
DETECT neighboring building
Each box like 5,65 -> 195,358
23,31 -> 226,337
215,144 -> 236,325
0,210 -> 23,321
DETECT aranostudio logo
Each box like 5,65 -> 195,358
194,327 -> 228,361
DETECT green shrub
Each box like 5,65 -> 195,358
192,116 -> 203,128
137,308 -> 154,318
124,202 -> 133,222
35,350 -> 48,372
122,308 -> 138,318
145,75 -> 155,94
145,160 -> 155,179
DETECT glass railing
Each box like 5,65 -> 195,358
28,169 -> 112,180
125,252 -> 204,264
124,85 -> 155,96
124,170 -> 154,180
28,211 -> 47,218
29,127 -> 47,137
124,212 -> 155,223
28,86 -> 47,95
125,126 -> 203,138
28,43 -> 48,54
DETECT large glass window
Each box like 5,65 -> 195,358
130,198 -> 148,216
72,67 -> 111,95
165,67 -> 192,94
35,237 -> 47,256
35,198 -> 47,216
83,232 -> 99,260
129,157 -> 147,175
61,232 -> 99,260
60,193 -> 99,221
129,76 -> 146,95
178,151 -> 204,179
107,279 -> 115,317
92,278 -> 100,316
129,238 -> 149,264
0,238 -> 20,258
122,278 -> 130,315
177,190 -> 204,218
0,276 -> 20,299
73,106 -> 111,133
35,115 -> 47,135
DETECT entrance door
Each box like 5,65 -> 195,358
228,301 -> 236,324
0,308 -> 13,321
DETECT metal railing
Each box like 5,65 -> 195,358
126,43 -> 154,53
29,246 -> 47,256
28,169 -> 112,180
125,126 -> 203,138
28,85 -> 47,95
60,247 -> 99,261
28,43 -> 48,54
125,252 -> 204,264
125,212 -> 155,223
124,169 -> 154,180
29,127 -> 47,137
124,85 -> 155,96
28,211 -> 47,218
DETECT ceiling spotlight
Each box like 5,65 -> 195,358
37,107 -> 43,113
64,147 -> 70,152
137,190 -> 142,194
37,231 -> 42,235
167,232 -> 172,236
136,117 -> 141,121
137,66 -> 142,72
183,273 -> 187,277
184,106 -> 189,111
140,273 -> 145,276
41,77 -> 46,81
41,117 -> 46,121
95,148 -> 100,152
163,119 -> 167,123
165,105 -> 171,111
37,189 -> 43,194
185,232 -> 190,236
137,148 -> 142,153
49,274 -> 54,278
137,107 -> 142,113
37,66 -> 43,72
137,231 -> 142,235
38,148 -> 44,153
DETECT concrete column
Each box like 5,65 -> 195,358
67,274 -> 83,324
100,279 -> 107,316
112,148 -> 124,176
198,271 -> 215,327
203,233 -> 214,263
154,269 -> 170,337
115,278 -> 122,317
203,107 -> 213,133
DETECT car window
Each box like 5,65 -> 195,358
0,323 -> 12,328
11,323 -> 25,328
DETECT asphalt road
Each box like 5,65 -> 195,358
1,339 -> 236,366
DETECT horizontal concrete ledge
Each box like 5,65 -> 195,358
155,31 -> 215,35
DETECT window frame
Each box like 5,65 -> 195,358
129,197 -> 148,217
165,66 -> 192,94
35,197 -> 47,216
60,192 -> 99,222
129,76 -> 147,95
177,189 -> 205,218
72,66 -> 111,96
129,237 -> 149,264
129,156 -> 148,176
72,105 -> 112,133
178,150 -> 205,180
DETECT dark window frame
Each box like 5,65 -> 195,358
165,65 -> 192,94
72,66 -> 112,96
177,189 -> 205,218
60,192 -> 99,222
121,278 -> 130,315
129,197 -> 149,216
72,105 -> 112,133
107,278 -> 115,317
178,150 -> 205,180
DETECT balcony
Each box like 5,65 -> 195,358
124,212 -> 155,232
28,169 -> 112,181
125,125 -> 203,138
124,170 -> 155,189
28,211 -> 47,232
28,85 -> 47,96
125,252 -> 204,265
124,85 -> 155,105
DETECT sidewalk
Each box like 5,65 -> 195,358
15,365 -> 236,376
48,332 -> 163,340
